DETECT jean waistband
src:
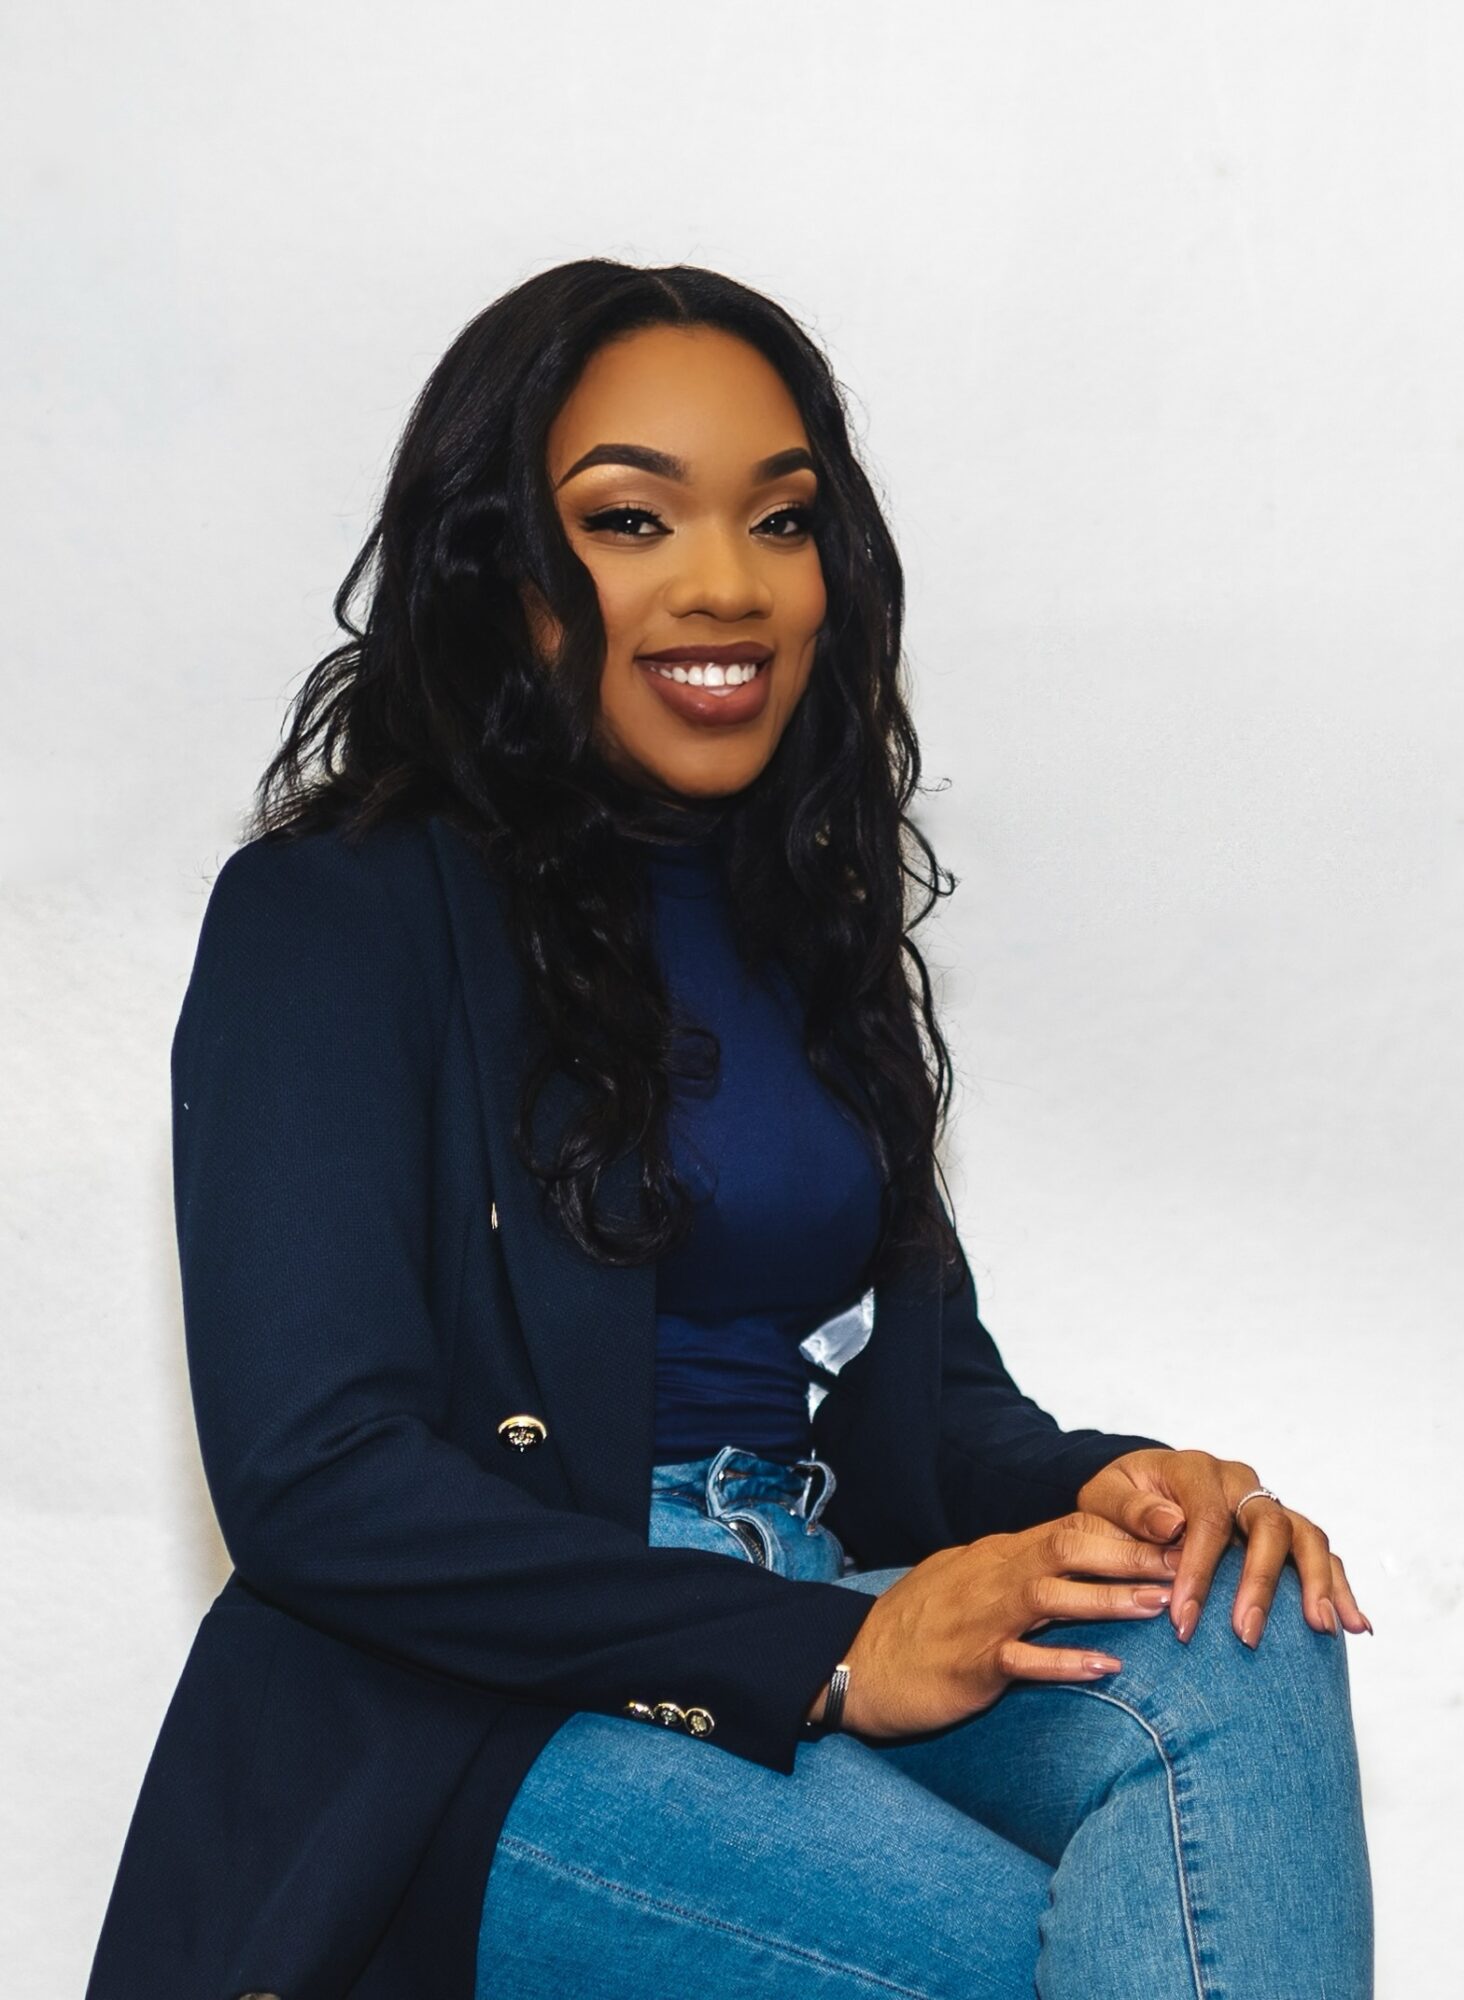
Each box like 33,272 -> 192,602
651,1444 -> 839,1532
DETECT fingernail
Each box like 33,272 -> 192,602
1083,1654 -> 1122,1674
1320,1598 -> 1339,1636
1162,1547 -> 1182,1570
1361,1614 -> 1374,1635
1176,1599 -> 1198,1642
1242,1606 -> 1264,1648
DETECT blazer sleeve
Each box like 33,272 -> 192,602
171,833 -> 873,1778
935,1224 -> 1176,1540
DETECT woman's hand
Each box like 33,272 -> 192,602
814,1513 -> 1182,1739
1074,1447 -> 1374,1648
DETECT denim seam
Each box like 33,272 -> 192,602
493,1831 -> 934,1999
1045,1685 -> 1208,2000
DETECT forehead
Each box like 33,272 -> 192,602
547,324 -> 808,481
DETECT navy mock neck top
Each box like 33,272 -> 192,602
629,820 -> 886,1464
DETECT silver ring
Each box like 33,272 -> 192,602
1235,1485 -> 1283,1518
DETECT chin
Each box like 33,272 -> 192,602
603,734 -> 770,801
651,754 -> 768,800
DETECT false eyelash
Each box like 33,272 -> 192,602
579,504 -> 817,538
578,506 -> 666,535
760,505 -> 817,536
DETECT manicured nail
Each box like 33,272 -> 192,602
1361,1613 -> 1374,1635
1241,1606 -> 1264,1649
1163,1547 -> 1182,1570
1319,1598 -> 1339,1635
1176,1599 -> 1198,1642
1083,1654 -> 1122,1675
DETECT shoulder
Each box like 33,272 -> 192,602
205,814 -> 452,948
182,815 -> 458,1029
208,813 -> 440,922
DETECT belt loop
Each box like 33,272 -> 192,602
793,1455 -> 837,1534
703,1444 -> 754,1518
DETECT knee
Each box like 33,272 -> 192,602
1184,1541 -> 1354,1724
1204,1539 -> 1314,1651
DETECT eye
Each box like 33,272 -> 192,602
754,505 -> 817,540
580,505 -> 668,540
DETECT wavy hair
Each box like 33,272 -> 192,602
245,258 -> 962,1289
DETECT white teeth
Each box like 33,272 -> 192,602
645,660 -> 765,688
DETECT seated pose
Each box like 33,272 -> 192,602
87,260 -> 1374,2000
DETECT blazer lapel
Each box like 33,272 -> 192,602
427,815 -> 656,1533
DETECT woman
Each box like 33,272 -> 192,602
87,260 -> 1373,1999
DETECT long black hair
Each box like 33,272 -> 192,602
245,258 -> 962,1289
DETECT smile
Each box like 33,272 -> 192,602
643,660 -> 765,694
635,654 -> 774,728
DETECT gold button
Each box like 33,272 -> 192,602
651,1701 -> 689,1730
684,1706 -> 716,1737
623,1699 -> 655,1722
497,1414 -> 548,1451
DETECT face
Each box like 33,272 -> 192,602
535,324 -> 827,801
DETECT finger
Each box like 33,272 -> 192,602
1024,1576 -> 1175,1627
997,1638 -> 1124,1684
1068,1510 -> 1164,1546
1044,1523 -> 1180,1580
1084,1490 -> 1185,1544
1283,1516 -> 1340,1635
1329,1552 -> 1374,1635
1168,1478 -> 1242,1643
1228,1501 -> 1294,1647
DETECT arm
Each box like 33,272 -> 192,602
935,1225 -> 1174,1541
172,833 -> 871,1775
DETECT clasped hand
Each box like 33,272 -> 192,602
1074,1446 -> 1373,1648
822,1446 -> 1372,1741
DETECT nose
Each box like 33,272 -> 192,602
663,521 -> 774,623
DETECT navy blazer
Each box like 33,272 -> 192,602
85,813 -> 1171,2000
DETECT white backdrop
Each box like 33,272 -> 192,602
4,2 -> 1459,1988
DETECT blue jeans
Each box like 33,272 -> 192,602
478,1448 -> 1373,1997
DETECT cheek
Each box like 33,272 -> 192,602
792,554 -> 827,635
582,558 -> 650,658
780,558 -> 827,694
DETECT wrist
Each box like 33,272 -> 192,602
803,1661 -> 852,1734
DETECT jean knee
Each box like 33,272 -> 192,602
1183,1541 -> 1355,1730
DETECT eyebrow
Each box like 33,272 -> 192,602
554,443 -> 817,490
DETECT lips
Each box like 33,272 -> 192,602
636,652 -> 773,728
638,643 -> 773,666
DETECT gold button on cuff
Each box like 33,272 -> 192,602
651,1701 -> 689,1730
683,1706 -> 716,1737
497,1414 -> 548,1451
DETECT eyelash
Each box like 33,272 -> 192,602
578,504 -> 817,542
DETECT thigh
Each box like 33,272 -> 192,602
478,1703 -> 1053,2000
